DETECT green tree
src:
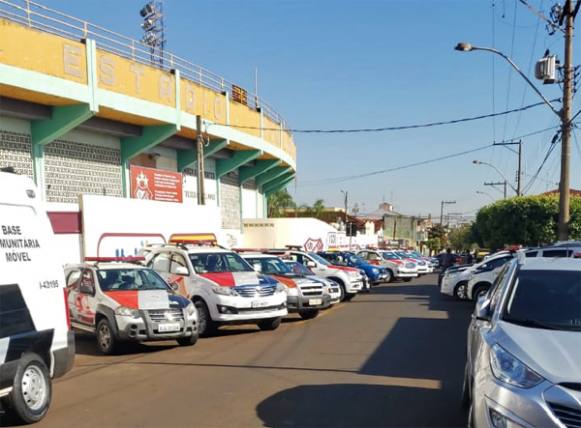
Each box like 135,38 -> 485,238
425,238 -> 442,254
312,199 -> 325,218
448,224 -> 473,251
473,195 -> 581,249
267,190 -> 296,217
428,224 -> 448,248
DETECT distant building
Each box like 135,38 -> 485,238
542,189 -> 581,197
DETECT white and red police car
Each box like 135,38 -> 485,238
144,234 -> 288,336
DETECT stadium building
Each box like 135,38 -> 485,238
0,1 -> 296,257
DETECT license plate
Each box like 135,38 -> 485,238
309,298 -> 322,306
251,300 -> 269,308
157,322 -> 180,332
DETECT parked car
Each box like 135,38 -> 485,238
144,234 -> 288,336
394,251 -> 431,275
465,252 -> 516,301
64,258 -> 199,354
267,250 -> 363,301
284,260 -> 342,305
240,253 -> 330,320
525,242 -> 581,258
0,171 -> 75,424
317,251 -> 389,286
464,256 -> 581,428
357,250 -> 418,282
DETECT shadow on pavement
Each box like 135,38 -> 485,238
256,383 -> 463,427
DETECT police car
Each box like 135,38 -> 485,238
144,234 -> 288,336
240,252 -> 331,319
284,260 -> 342,305
64,257 -> 199,354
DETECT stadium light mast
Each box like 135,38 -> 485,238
140,1 -> 165,66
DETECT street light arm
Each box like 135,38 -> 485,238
477,161 -> 519,193
471,46 -> 562,118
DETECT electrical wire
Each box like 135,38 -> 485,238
516,0 -> 563,32
208,99 -> 558,134
501,0 -> 519,143
522,130 -> 561,193
492,0 -> 498,142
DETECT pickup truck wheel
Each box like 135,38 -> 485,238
257,317 -> 281,331
6,354 -> 52,424
384,270 -> 393,283
298,309 -> 319,320
343,293 -> 356,301
96,318 -> 118,355
403,277 -> 412,282
194,300 -> 218,337
472,284 -> 489,301
177,333 -> 198,347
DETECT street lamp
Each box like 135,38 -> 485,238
476,190 -> 495,202
454,42 -> 560,117
472,160 -> 517,194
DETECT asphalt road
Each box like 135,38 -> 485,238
20,274 -> 474,427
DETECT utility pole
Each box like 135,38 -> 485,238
558,0 -> 575,240
196,115 -> 205,205
493,139 -> 522,196
440,200 -> 456,225
484,181 -> 507,199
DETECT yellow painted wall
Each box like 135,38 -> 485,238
230,102 -> 261,138
0,19 -> 87,84
96,49 -> 175,107
180,79 -> 227,124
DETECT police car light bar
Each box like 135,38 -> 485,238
84,256 -> 145,263
169,233 -> 218,246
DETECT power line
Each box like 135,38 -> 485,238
523,130 -> 561,193
297,125 -> 566,188
209,99 -> 558,134
517,0 -> 563,32
501,0 -> 519,143
299,145 -> 493,187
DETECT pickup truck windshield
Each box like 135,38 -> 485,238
503,270 -> 581,331
308,253 -> 331,266
189,252 -> 253,274
244,257 -> 291,275
97,269 -> 169,291
382,253 -> 400,260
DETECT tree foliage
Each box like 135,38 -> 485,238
448,224 -> 473,251
473,195 -> 581,249
267,190 -> 296,217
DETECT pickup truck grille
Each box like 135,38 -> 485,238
299,283 -> 323,297
235,284 -> 276,298
146,308 -> 184,322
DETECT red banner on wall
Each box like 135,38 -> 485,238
130,166 -> 183,203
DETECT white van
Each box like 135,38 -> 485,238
0,170 -> 74,424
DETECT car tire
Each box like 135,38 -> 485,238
454,282 -> 469,300
343,293 -> 356,301
194,300 -> 218,337
177,333 -> 199,347
472,284 -> 489,301
96,318 -> 118,355
298,309 -> 319,320
384,270 -> 393,283
257,317 -> 281,331
333,280 -> 346,302
403,277 -> 412,282
6,353 -> 52,424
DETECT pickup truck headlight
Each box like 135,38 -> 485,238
115,306 -> 140,318
212,285 -> 239,296
275,283 -> 286,293
489,344 -> 544,388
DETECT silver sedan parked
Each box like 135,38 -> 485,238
464,256 -> 581,428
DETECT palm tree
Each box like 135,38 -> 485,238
312,199 -> 325,218
267,190 -> 296,217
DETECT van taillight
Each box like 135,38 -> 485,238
63,288 -> 71,330
574,252 -> 581,259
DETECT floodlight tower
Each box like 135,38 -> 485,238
140,1 -> 165,66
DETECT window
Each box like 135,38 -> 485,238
66,269 -> 82,290
489,263 -> 511,312
80,269 -> 95,294
188,252 -> 253,273
170,254 -> 189,275
503,269 -> 581,331
151,253 -> 171,273
244,257 -> 291,275
96,269 -> 169,291
542,249 -> 572,258
525,251 -> 538,258
487,256 -> 512,270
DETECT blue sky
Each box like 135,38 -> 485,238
38,0 -> 581,218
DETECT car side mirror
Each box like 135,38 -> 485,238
306,261 -> 316,268
253,263 -> 262,273
170,282 -> 180,292
474,294 -> 492,322
174,266 -> 189,276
